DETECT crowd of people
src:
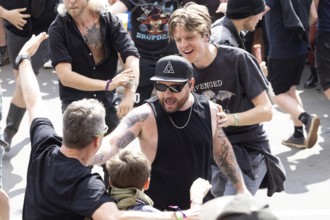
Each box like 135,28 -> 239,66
0,0 -> 328,219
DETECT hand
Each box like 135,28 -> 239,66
216,2 -> 227,13
190,178 -> 212,206
259,61 -> 268,77
216,104 -> 230,128
4,8 -> 31,30
117,93 -> 134,119
111,69 -> 135,89
19,32 -> 49,57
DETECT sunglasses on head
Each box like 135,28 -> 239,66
154,81 -> 188,93
95,125 -> 109,137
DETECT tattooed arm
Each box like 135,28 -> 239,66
210,101 -> 249,194
89,104 -> 154,165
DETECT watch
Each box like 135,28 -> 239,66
15,54 -> 31,69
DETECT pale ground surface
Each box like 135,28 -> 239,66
1,63 -> 329,219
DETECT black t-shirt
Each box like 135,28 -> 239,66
0,0 -> 58,37
23,118 -> 113,220
121,0 -> 181,58
193,45 -> 269,144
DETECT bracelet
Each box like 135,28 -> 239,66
168,205 -> 187,219
105,79 -> 112,91
175,211 -> 184,220
233,113 -> 239,126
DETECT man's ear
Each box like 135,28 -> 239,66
143,178 -> 150,190
204,33 -> 210,42
93,135 -> 102,150
189,77 -> 195,91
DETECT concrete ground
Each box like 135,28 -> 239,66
1,62 -> 329,219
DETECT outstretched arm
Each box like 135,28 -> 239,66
16,33 -> 49,125
90,105 -> 151,165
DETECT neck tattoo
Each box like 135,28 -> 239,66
168,104 -> 194,129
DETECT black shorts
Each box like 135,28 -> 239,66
267,54 -> 307,95
316,32 -> 330,91
6,30 -> 49,74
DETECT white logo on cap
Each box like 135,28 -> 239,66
163,61 -> 175,74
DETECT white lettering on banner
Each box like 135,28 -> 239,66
136,33 -> 168,41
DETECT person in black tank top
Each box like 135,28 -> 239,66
98,55 -> 250,210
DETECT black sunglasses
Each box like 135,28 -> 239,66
154,81 -> 188,93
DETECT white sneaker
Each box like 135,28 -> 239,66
43,60 -> 52,69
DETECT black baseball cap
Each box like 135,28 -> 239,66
150,55 -> 193,83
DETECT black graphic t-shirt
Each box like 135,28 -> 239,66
193,45 -> 269,144
121,0 -> 182,57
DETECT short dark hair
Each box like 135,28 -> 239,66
106,149 -> 151,189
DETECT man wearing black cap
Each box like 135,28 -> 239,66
94,54 -> 250,211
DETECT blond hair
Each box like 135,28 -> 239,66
168,2 -> 211,39
57,0 -> 110,16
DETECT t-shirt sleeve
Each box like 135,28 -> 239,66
108,13 -> 140,62
48,16 -> 73,67
237,51 -> 269,100
30,118 -> 62,155
71,174 -> 114,218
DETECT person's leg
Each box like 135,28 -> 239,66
272,86 -> 305,126
304,22 -> 318,89
269,56 -> 320,148
324,89 -> 330,100
3,31 -> 29,150
0,137 -> 9,220
315,32 -> 330,101
0,18 -> 9,66
0,188 -> 9,220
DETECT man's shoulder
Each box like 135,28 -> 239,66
217,44 -> 251,59
211,27 -> 238,47
31,117 -> 53,129
49,14 -> 68,30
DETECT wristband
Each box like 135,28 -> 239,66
175,211 -> 184,220
168,205 -> 187,219
233,113 -> 239,126
105,79 -> 112,91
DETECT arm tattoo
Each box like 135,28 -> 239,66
93,153 -> 105,164
215,129 -> 240,185
123,113 -> 149,128
116,113 -> 149,148
117,131 -> 135,149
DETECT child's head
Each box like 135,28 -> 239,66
106,149 -> 151,190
